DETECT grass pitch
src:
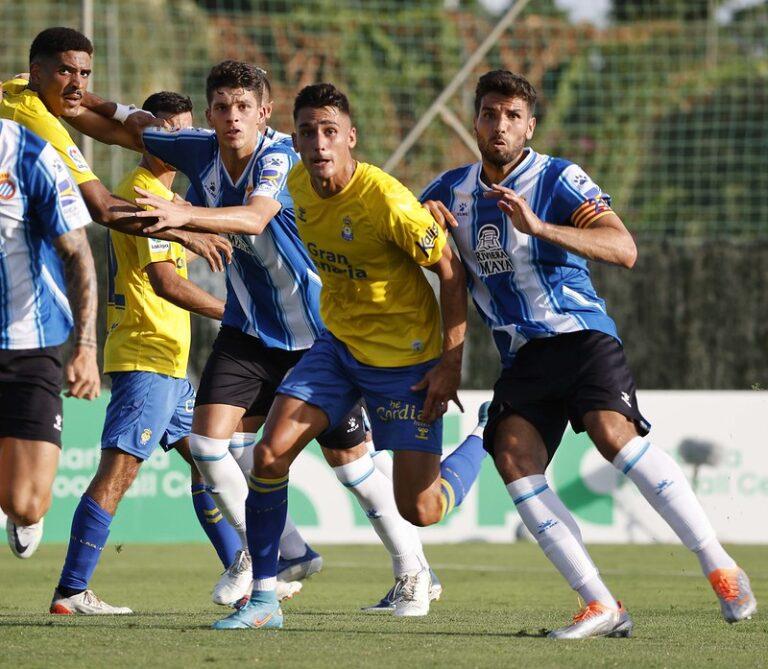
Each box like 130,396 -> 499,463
0,543 -> 766,668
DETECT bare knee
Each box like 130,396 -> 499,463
396,495 -> 442,527
1,492 -> 49,525
252,442 -> 291,478
583,411 -> 639,462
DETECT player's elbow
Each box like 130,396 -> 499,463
620,238 -> 638,269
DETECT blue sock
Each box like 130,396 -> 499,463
191,484 -> 240,568
245,473 -> 289,593
58,495 -> 113,592
439,435 -> 486,516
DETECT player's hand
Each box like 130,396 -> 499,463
484,184 -> 544,236
422,200 -> 458,230
134,187 -> 192,232
65,346 -> 100,400
411,356 -> 463,423
179,231 -> 232,272
125,110 -> 163,133
172,193 -> 192,207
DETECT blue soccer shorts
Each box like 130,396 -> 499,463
101,371 -> 195,460
277,331 -> 443,455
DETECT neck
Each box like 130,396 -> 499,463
480,148 -> 528,186
220,136 -> 260,183
139,155 -> 176,189
310,159 -> 357,199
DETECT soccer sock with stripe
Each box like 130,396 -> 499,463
189,433 -> 248,551
334,452 -> 424,577
57,495 -> 113,595
246,473 -> 289,594
613,437 -> 737,576
439,432 -> 486,518
507,475 -> 617,608
191,483 -> 240,568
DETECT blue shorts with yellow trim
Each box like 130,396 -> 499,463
101,371 -> 195,460
277,331 -> 442,455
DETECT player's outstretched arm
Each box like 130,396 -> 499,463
65,90 -> 160,152
485,184 -> 637,268
78,180 -> 232,272
53,228 -> 100,400
134,188 -> 281,236
412,243 -> 467,422
146,261 -> 226,320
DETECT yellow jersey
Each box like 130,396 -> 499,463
104,166 -> 190,377
288,161 -> 447,367
0,79 -> 98,185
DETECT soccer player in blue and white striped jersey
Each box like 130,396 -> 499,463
421,70 -> 756,636
0,118 -> 98,559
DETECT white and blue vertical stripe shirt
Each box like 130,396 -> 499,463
421,148 -> 619,368
143,127 -> 324,351
0,120 -> 91,350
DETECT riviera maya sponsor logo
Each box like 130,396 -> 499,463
476,224 -> 514,277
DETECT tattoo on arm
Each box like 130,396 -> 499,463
54,229 -> 98,349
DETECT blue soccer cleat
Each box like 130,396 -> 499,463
213,595 -> 283,630
277,545 -> 323,582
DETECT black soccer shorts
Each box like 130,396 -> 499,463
483,330 -> 651,462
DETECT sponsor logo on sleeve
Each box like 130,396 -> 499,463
416,222 -> 440,257
67,145 -> 90,173
150,238 -> 171,254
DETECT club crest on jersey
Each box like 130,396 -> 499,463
341,216 -> 354,241
476,224 -> 514,277
0,172 -> 16,200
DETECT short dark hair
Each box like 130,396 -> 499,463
293,83 -> 351,120
205,60 -> 266,104
474,70 -> 537,115
142,91 -> 193,117
29,27 -> 93,64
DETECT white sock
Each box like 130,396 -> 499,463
507,475 -> 616,607
190,433 -> 248,550
613,437 -> 736,576
370,448 -> 393,481
334,452 -> 423,576
229,431 -> 257,476
279,514 -> 308,560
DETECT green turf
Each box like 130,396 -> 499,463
0,543 -> 765,668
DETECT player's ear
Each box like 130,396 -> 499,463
28,61 -> 42,87
263,101 -> 273,120
348,125 -> 357,150
291,132 -> 298,153
205,106 -> 213,128
526,111 -> 536,140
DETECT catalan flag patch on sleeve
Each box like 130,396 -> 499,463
570,196 -> 613,229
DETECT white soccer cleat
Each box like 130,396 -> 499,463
213,549 -> 252,606
7,518 -> 44,559
50,588 -> 133,615
547,600 -> 633,639
276,579 -> 302,602
392,569 -> 431,617
363,568 -> 442,613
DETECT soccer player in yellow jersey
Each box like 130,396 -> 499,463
213,83 -> 487,631
49,92 -> 232,615
1,27 -> 230,270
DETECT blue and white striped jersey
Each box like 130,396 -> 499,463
421,149 -> 619,368
143,127 -> 324,351
0,120 -> 91,349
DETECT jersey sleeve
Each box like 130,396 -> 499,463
379,179 -> 447,267
142,127 -> 216,177
418,173 -> 448,205
136,235 -> 184,270
26,139 -> 92,240
6,86 -> 98,186
250,148 -> 294,201
549,163 -> 613,228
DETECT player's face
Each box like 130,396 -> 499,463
156,110 -> 193,171
30,51 -> 92,118
292,106 -> 356,182
205,88 -> 264,154
474,93 -> 536,169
